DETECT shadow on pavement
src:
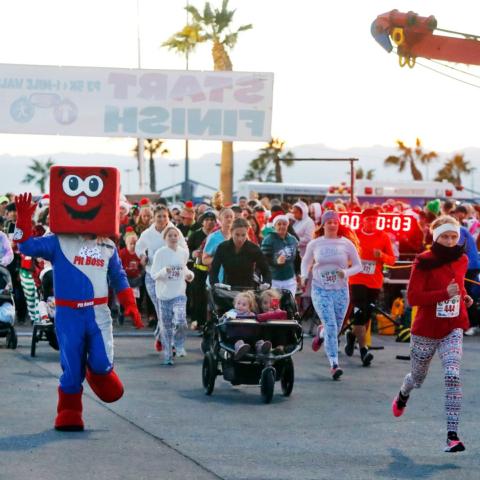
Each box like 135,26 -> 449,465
178,387 -> 290,406
377,448 -> 461,478
0,429 -> 101,452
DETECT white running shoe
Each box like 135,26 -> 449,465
176,347 -> 187,357
464,327 -> 480,336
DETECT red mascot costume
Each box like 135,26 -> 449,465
15,166 -> 143,431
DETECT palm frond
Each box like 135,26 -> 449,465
185,5 -> 203,23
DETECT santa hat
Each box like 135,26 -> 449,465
124,226 -> 137,239
139,197 -> 150,206
181,201 -> 195,219
268,209 -> 285,223
38,194 -> 49,209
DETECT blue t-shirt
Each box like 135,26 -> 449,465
459,226 -> 480,270
204,230 -> 225,284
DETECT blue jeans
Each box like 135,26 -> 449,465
311,286 -> 349,367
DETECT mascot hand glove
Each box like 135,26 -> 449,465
14,193 -> 36,243
117,288 -> 144,329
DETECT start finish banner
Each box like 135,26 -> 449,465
0,64 -> 273,141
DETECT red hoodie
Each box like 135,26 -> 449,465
407,252 -> 469,339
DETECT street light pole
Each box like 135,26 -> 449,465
169,162 -> 180,203
136,0 -> 147,192
124,168 -> 133,194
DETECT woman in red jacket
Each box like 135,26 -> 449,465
392,216 -> 472,453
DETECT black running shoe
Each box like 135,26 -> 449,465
361,350 -> 373,367
344,330 -> 355,356
444,438 -> 465,453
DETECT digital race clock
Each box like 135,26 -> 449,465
338,213 -> 414,233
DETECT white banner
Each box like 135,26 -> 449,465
0,64 -> 273,141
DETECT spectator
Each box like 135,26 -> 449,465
135,204 -> 154,236
187,209 -> 217,331
202,208 -> 234,283
0,230 -> 14,267
0,195 -> 9,217
119,228 -> 144,321
177,201 -> 196,238
291,200 -> 315,257
261,215 -> 298,298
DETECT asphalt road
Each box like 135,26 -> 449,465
1,327 -> 480,480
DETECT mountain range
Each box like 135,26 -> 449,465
1,143 -> 479,197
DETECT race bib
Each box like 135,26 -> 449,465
167,266 -> 182,280
361,260 -> 376,275
436,295 -> 460,318
320,270 -> 338,286
133,287 -> 140,299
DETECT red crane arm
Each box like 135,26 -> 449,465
372,9 -> 480,67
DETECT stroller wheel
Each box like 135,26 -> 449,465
31,325 -> 38,357
6,329 -> 17,349
260,367 -> 275,404
202,352 -> 216,395
280,358 -> 294,397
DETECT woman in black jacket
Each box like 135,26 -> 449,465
210,218 -> 271,289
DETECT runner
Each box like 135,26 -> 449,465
301,210 -> 362,380
392,216 -> 471,453
346,208 -> 396,366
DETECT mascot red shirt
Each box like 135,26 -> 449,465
15,166 -> 143,432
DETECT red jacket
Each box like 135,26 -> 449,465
407,252 -> 469,339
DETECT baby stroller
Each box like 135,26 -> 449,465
31,266 -> 59,357
0,266 -> 17,349
202,285 -> 303,404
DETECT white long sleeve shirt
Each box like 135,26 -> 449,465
301,236 -> 362,290
135,222 -> 187,274
150,246 -> 193,300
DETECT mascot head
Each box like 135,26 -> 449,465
49,166 -> 120,236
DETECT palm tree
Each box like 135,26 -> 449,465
242,138 -> 294,183
163,0 -> 252,203
355,167 -> 375,180
435,153 -> 472,186
22,158 -> 55,193
132,139 -> 169,192
384,138 -> 438,181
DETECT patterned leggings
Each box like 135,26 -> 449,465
158,296 -> 187,360
19,268 -> 39,324
311,286 -> 350,367
145,272 -> 162,341
400,328 -> 463,433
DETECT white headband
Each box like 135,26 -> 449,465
432,223 -> 460,242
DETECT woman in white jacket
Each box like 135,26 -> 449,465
150,226 -> 193,365
135,205 -> 187,351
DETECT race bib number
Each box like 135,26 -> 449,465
361,260 -> 376,275
436,295 -> 460,318
167,266 -> 182,280
320,270 -> 338,286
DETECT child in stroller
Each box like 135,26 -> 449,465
224,291 -> 273,360
0,265 -> 17,348
202,284 -> 303,403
